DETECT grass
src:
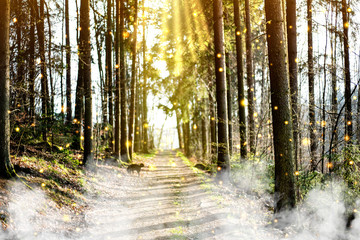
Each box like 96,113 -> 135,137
11,152 -> 86,210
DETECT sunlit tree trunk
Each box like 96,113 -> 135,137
120,0 -> 129,162
128,0 -> 138,160
79,0 -> 92,165
0,0 -> 13,178
213,0 -> 230,176
134,75 -> 141,152
244,0 -> 255,155
142,1 -> 149,153
233,0 -> 246,159
265,0 -> 296,211
201,98 -> 208,159
183,120 -> 191,157
307,0 -> 317,171
176,109 -> 183,149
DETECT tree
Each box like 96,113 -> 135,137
79,0 -> 92,164
342,0 -> 352,143
265,0 -> 296,211
244,0 -> 255,154
286,0 -> 299,172
65,0 -> 72,123
225,52 -> 233,155
36,0 -> 49,141
29,0 -> 36,120
307,0 -> 317,171
142,0 -> 149,153
128,0 -> 138,160
213,0 -> 230,176
106,0 -> 114,151
0,0 -> 13,178
120,0 -> 129,162
115,0 -> 121,158
233,0 -> 246,159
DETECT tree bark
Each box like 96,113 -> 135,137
330,7 -> 338,152
226,52 -> 233,156
286,0 -> 298,172
142,1 -> 149,153
244,0 -> 255,154
128,0 -> 138,160
36,0 -> 49,141
176,109 -> 183,149
307,0 -> 317,171
213,0 -> 230,176
233,0 -> 246,159
79,0 -> 93,165
265,0 -> 296,211
29,0 -> 36,120
65,0 -> 72,123
106,0 -> 114,151
0,0 -> 13,178
201,98 -> 208,159
120,0 -> 129,162
342,0 -> 352,143
115,0 -> 121,158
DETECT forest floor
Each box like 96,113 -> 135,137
0,150 -> 284,239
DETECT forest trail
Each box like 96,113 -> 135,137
81,150 -> 277,240
4,150 -> 278,239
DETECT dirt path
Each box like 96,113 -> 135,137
81,150 -> 278,240
3,150 -> 279,239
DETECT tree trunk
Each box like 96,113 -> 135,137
106,0 -> 114,151
244,0 -> 255,154
307,0 -> 317,171
183,121 -> 191,157
176,109 -> 183,149
233,0 -> 246,159
115,0 -> 121,158
65,0 -> 72,123
120,0 -> 129,162
128,0 -> 138,160
201,98 -> 208,159
80,0 -> 92,165
286,0 -> 298,172
265,0 -> 296,211
36,0 -> 49,141
0,0 -> 13,178
134,73 -> 141,152
209,79 -> 217,162
142,1 -> 149,153
226,52 -> 233,156
29,0 -> 36,121
213,0 -> 230,176
15,0 -> 25,113
330,7 -> 338,152
342,0 -> 352,143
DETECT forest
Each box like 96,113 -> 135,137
1,0 -> 360,238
